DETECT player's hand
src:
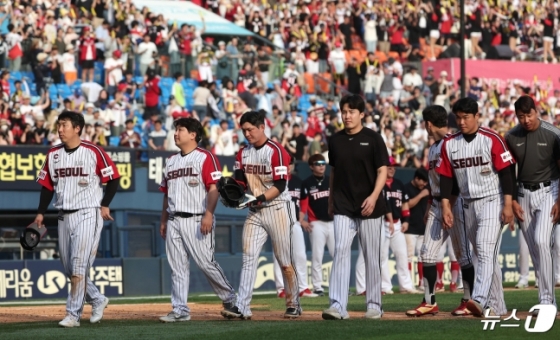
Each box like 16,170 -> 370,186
512,200 -> 524,222
501,205 -> 514,227
200,212 -> 213,235
388,221 -> 395,235
301,220 -> 312,233
550,201 -> 560,224
401,222 -> 409,233
442,207 -> 453,229
160,222 -> 167,240
423,210 -> 430,226
361,194 -> 377,217
33,214 -> 44,228
101,206 -> 114,221
420,188 -> 430,198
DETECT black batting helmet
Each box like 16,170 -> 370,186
217,177 -> 246,208
20,222 -> 48,251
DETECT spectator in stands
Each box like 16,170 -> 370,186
285,123 -> 308,161
143,69 -> 161,119
148,119 -> 167,150
137,34 -> 158,76
6,23 -> 23,72
192,80 -> 211,121
171,72 -> 185,108
61,44 -> 78,85
212,119 -> 236,156
119,119 -> 142,149
105,50 -> 124,97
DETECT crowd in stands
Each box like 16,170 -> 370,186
2,0 -> 560,170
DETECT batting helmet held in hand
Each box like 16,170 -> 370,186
217,176 -> 246,208
20,222 -> 48,251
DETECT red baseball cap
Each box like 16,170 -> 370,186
113,50 -> 122,58
388,157 -> 399,167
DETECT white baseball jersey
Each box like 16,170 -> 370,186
436,127 -> 515,199
234,139 -> 292,206
37,141 -> 120,209
427,135 -> 450,198
159,147 -> 222,214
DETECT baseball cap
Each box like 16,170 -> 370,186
388,157 -> 400,167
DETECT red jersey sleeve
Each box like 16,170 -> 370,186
159,156 -> 171,194
435,139 -> 453,178
94,147 -> 121,183
37,152 -> 54,191
201,150 -> 222,191
270,141 -> 291,180
487,130 -> 515,171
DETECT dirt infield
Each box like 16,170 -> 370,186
0,303 -> 549,323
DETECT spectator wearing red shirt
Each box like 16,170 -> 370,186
304,111 -> 323,143
389,22 -> 406,54
178,24 -> 195,79
1,71 -> 10,99
79,27 -> 97,82
119,119 -> 142,148
144,69 -> 161,120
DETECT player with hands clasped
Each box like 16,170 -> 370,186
36,112 -> 120,328
322,95 -> 389,320
221,111 -> 301,319
406,105 -> 474,317
158,118 -> 236,323
436,98 -> 515,317
505,96 -> 560,312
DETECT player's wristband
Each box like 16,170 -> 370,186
256,194 -> 266,203
401,210 -> 410,223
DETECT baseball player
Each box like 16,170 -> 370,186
515,231 -> 531,288
406,105 -> 475,317
300,154 -> 334,296
158,118 -> 236,322
35,111 -> 119,328
437,98 -> 515,317
322,94 -> 389,320
403,168 -> 430,289
273,157 -> 316,298
221,111 -> 301,319
505,95 -> 560,311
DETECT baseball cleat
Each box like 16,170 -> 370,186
313,289 -> 325,296
449,282 -> 458,293
451,299 -> 472,316
381,290 -> 394,295
466,299 -> 484,317
90,297 -> 109,323
322,307 -> 350,320
159,311 -> 191,323
400,288 -> 422,294
277,289 -> 285,298
556,280 -> 560,287
58,316 -> 80,328
221,306 -> 251,320
515,281 -> 528,289
284,307 -> 302,319
364,309 -> 383,319
534,279 -> 539,288
435,282 -> 445,292
299,288 -> 318,297
357,291 -> 366,296
406,302 -> 439,317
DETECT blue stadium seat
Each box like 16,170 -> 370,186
109,136 -> 120,147
161,77 -> 173,88
215,79 -> 222,88
135,76 -> 144,84
10,71 -> 22,81
22,71 -> 35,81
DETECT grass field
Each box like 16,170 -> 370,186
1,287 -> 559,340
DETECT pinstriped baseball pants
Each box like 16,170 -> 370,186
165,215 -> 236,316
329,215 -> 383,317
236,202 -> 300,316
518,180 -> 558,306
463,194 -> 507,315
58,208 -> 104,320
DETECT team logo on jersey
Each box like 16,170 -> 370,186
38,170 -> 47,180
53,167 -> 89,178
101,166 -> 114,178
245,164 -> 272,175
429,154 -> 441,170
53,154 -> 59,163
234,161 -> 241,170
311,190 -> 329,200
188,178 -> 200,187
211,171 -> 222,181
167,167 -> 199,179
480,167 -> 492,176
452,156 -> 489,169
500,151 -> 513,162
78,178 -> 89,187
274,166 -> 288,176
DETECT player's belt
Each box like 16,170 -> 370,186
519,181 -> 551,192
59,209 -> 80,214
173,212 -> 204,218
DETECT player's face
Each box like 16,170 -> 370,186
516,108 -> 539,132
387,166 -> 396,178
310,160 -> 327,175
414,177 -> 428,190
241,122 -> 265,146
424,121 -> 434,137
455,111 -> 479,134
174,126 -> 196,146
341,103 -> 364,131
57,119 -> 80,143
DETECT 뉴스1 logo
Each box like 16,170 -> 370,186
481,305 -> 557,332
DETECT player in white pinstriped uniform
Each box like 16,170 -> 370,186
35,112 -> 119,328
505,96 -> 560,311
406,105 -> 474,317
436,98 -> 515,317
221,111 -> 301,319
322,94 -> 389,320
158,118 -> 236,322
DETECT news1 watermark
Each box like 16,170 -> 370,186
481,305 -> 558,332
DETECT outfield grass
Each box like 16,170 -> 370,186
2,288 -> 559,340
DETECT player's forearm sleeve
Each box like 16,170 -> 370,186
498,167 -> 514,196
272,179 -> 287,193
37,187 -> 55,214
101,179 -> 119,207
510,165 -> 518,200
440,175 -> 453,200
